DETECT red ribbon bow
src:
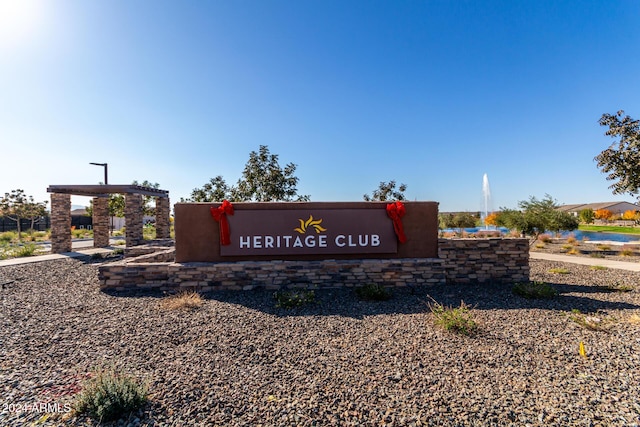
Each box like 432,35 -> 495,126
386,201 -> 407,244
210,200 -> 234,246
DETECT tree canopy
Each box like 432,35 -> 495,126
363,181 -> 407,202
185,145 -> 309,202
0,189 -> 48,240
495,194 -> 579,244
86,180 -> 160,218
595,110 -> 640,198
438,212 -> 478,232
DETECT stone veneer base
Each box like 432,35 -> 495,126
98,238 -> 529,292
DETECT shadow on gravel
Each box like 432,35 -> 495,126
104,281 -> 640,319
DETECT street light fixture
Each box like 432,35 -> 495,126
89,162 -> 108,185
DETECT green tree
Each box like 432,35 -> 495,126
595,110 -> 640,198
182,176 -> 232,203
186,146 -> 309,202
0,189 -> 48,240
438,212 -> 478,233
578,208 -> 595,224
86,180 -> 159,218
132,180 -> 160,216
496,194 -> 579,244
363,181 -> 407,201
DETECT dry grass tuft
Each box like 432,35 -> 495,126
570,309 -> 609,331
160,291 -> 204,310
629,314 -> 640,325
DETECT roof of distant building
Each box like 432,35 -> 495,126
557,201 -> 639,213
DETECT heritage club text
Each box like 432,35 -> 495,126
239,234 -> 380,249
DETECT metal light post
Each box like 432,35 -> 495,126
89,162 -> 108,185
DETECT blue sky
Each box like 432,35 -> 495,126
1,0 -> 639,212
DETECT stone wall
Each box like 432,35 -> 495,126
98,238 -> 529,291
438,238 -> 529,284
51,193 -> 71,253
125,194 -> 143,247
99,258 -> 446,292
92,197 -> 109,248
155,197 -> 171,239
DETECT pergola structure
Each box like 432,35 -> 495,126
46,184 -> 170,253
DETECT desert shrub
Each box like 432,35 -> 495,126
561,244 -> 573,251
538,234 -> 552,243
73,368 -> 147,422
0,231 -> 17,243
569,309 -> 607,331
618,246 -> 635,256
429,299 -> 477,336
11,243 -> 40,258
112,248 -> 124,255
513,281 -> 557,299
143,224 -> 156,240
274,290 -> 316,308
590,265 -> 607,271
534,243 -> 545,249
596,244 -> 611,251
355,283 -> 392,301
160,291 -> 204,310
0,243 -> 9,259
590,252 -> 605,258
566,235 -> 577,245
600,282 -> 634,292
548,267 -> 570,274
567,248 -> 579,255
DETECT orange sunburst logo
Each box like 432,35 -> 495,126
294,215 -> 327,234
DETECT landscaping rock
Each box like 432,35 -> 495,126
0,257 -> 638,426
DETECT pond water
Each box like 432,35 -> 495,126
441,227 -> 640,243
559,230 -> 640,243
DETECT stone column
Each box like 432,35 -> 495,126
125,194 -> 143,247
92,197 -> 109,248
155,196 -> 171,239
51,193 -> 71,253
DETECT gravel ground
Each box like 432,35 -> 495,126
1,256 -> 639,426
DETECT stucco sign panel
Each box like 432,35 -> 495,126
220,209 -> 398,256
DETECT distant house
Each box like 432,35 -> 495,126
557,201 -> 640,217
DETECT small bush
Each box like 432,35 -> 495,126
538,234 -> 552,243
143,225 -> 156,240
548,267 -> 570,274
561,244 -> 573,251
569,310 -> 607,331
12,243 -> 40,258
112,248 -> 125,255
600,282 -> 634,293
429,299 -> 477,336
596,244 -> 611,251
355,283 -> 392,301
274,290 -> 316,308
590,253 -> 605,258
91,253 -> 104,260
590,265 -> 607,271
513,281 -> 557,299
160,291 -> 204,310
73,368 -> 147,422
535,243 -> 545,249
566,235 -> 577,245
567,248 -> 579,255
0,231 -> 18,243
619,248 -> 634,257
